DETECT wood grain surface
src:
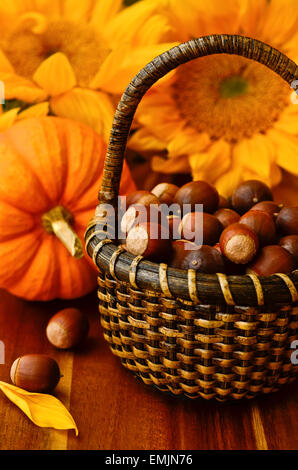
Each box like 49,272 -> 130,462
0,287 -> 297,451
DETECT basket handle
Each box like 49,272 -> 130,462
99,34 -> 297,206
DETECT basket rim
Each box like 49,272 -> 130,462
85,228 -> 298,307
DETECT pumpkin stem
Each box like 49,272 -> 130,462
42,206 -> 84,259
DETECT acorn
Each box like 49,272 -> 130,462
170,241 -> 225,273
213,243 -> 245,275
167,214 -> 181,240
220,223 -> 259,264
214,208 -> 240,229
218,195 -> 232,209
10,355 -> 61,393
279,235 -> 298,265
251,201 -> 282,218
232,180 -> 273,214
126,190 -> 160,208
240,210 -> 277,246
179,212 -> 223,245
120,203 -> 162,236
125,222 -> 171,261
276,207 -> 298,236
247,245 -> 295,276
151,183 -> 179,205
46,308 -> 89,350
174,180 -> 219,213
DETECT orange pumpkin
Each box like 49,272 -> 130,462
0,117 -> 136,301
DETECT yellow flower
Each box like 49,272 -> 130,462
128,0 -> 298,196
0,0 -> 176,139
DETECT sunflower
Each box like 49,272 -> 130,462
128,0 -> 298,196
0,0 -> 175,139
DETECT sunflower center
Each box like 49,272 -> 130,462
172,54 -> 290,142
220,76 -> 249,98
1,19 -> 110,87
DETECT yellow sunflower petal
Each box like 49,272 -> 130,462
90,42 -> 178,95
18,102 -> 49,120
189,140 -> 231,183
51,88 -> 114,141
33,53 -> 76,97
129,14 -> 174,46
0,50 -> 14,73
134,92 -> 183,143
255,0 -> 298,47
61,0 -> 94,21
275,103 -> 298,135
0,108 -> 20,132
232,134 -> 274,179
216,168 -> 245,198
15,12 -> 47,34
128,128 -> 167,153
103,0 -> 161,46
267,129 -> 298,176
90,0 -> 123,30
152,154 -> 191,174
168,130 -> 210,158
0,73 -> 47,102
1,0 -> 62,18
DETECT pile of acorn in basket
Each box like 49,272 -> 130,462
118,180 -> 298,276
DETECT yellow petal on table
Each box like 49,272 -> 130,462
33,53 -> 76,97
90,42 -> 178,94
18,102 -> 49,120
51,88 -> 114,141
90,0 -> 123,30
0,108 -> 20,132
0,381 -> 78,436
0,72 -> 47,102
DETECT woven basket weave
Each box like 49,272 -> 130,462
85,34 -> 298,401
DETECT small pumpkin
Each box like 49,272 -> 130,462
0,117 -> 135,301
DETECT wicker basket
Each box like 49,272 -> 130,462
85,34 -> 298,401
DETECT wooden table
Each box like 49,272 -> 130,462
0,287 -> 298,451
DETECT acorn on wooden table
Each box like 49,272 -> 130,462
46,308 -> 89,350
10,355 -> 61,393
